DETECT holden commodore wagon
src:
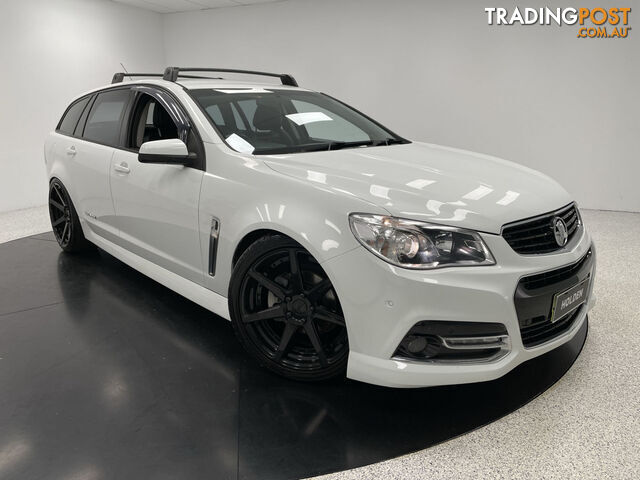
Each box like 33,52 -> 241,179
44,67 -> 595,387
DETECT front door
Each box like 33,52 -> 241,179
110,90 -> 204,285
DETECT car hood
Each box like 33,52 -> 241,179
263,142 -> 572,234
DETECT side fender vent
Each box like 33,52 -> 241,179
208,217 -> 221,276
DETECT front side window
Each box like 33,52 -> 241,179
190,89 -> 407,155
129,94 -> 179,150
57,96 -> 91,135
83,89 -> 130,146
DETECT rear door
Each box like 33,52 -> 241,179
109,87 -> 205,284
51,94 -> 93,182
62,88 -> 133,242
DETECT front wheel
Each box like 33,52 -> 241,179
230,236 -> 349,381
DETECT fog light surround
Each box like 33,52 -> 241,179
442,335 -> 510,350
393,321 -> 511,363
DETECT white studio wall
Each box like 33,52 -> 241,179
163,0 -> 639,212
1,0 -> 637,213
0,0 -> 164,213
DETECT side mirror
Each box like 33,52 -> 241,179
138,139 -> 193,165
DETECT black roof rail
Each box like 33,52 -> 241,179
162,67 -> 299,87
111,72 -> 220,84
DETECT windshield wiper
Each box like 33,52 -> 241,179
372,138 -> 406,146
289,140 -> 374,152
328,138 -> 406,150
326,140 -> 375,150
253,138 -> 407,155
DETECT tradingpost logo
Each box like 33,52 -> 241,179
484,7 -> 632,38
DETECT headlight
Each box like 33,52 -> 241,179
349,214 -> 495,269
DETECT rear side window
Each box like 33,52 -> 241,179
74,96 -> 94,137
83,89 -> 130,146
57,97 -> 90,135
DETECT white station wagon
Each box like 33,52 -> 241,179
45,67 -> 595,387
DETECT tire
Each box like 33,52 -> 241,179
229,235 -> 349,381
48,178 -> 92,253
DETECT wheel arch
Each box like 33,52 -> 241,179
225,220 -> 351,315
48,174 -> 79,218
226,221 -> 356,330
232,228 -> 286,268
47,169 -> 92,244
47,161 -> 77,208
228,214 -> 355,276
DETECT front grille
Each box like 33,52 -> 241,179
519,305 -> 583,348
502,203 -> 580,255
523,249 -> 593,290
514,246 -> 594,348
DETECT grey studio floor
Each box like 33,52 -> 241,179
1,206 -> 639,480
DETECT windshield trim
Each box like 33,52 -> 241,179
185,88 -> 411,156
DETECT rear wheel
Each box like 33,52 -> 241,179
48,179 -> 91,253
230,235 -> 349,381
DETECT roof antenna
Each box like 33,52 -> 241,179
120,63 -> 132,80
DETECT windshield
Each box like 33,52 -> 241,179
190,88 -> 408,155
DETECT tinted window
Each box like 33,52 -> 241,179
83,89 -> 130,146
58,97 -> 90,135
74,95 -> 94,137
130,94 -> 179,149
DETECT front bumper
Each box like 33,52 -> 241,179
322,226 -> 595,388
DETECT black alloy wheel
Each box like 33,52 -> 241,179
48,179 -> 91,253
230,235 -> 349,381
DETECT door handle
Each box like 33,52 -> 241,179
66,146 -> 77,156
114,162 -> 130,174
